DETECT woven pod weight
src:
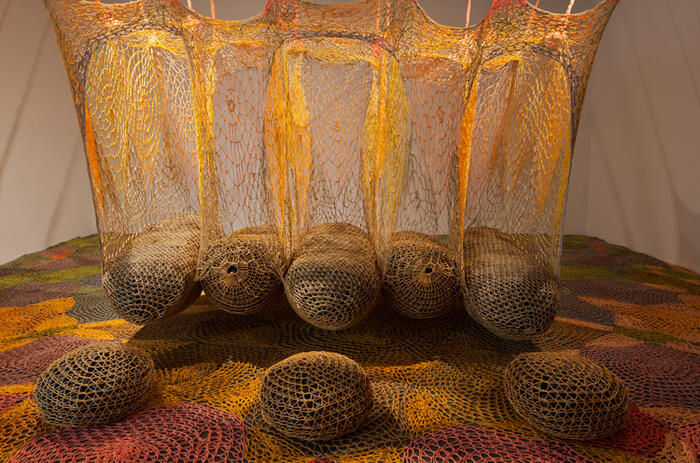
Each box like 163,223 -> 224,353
463,227 -> 558,340
285,223 -> 380,330
102,215 -> 201,325
383,232 -> 459,319
33,342 -> 155,427
259,351 -> 373,441
504,352 -> 629,440
200,226 -> 282,314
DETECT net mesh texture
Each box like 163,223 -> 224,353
33,342 -> 155,427
45,0 -> 617,339
504,352 -> 630,440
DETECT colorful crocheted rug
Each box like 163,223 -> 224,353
0,235 -> 698,462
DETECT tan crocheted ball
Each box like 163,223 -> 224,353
259,351 -> 373,441
200,226 -> 282,314
464,227 -> 558,340
102,215 -> 201,324
285,223 -> 380,330
504,352 -> 629,440
383,232 -> 459,319
34,342 -> 155,427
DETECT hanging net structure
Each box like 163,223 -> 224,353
45,0 -> 617,337
31,0 -> 632,460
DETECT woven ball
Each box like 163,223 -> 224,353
33,343 -> 155,427
464,227 -> 558,340
103,215 -> 201,324
259,351 -> 373,441
200,226 -> 282,314
285,223 -> 380,330
383,232 -> 459,318
504,352 -> 629,440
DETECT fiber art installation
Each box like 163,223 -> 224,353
259,351 -> 373,441
44,0 -> 618,338
33,343 -> 155,428
32,0 -> 631,458
199,226 -> 282,314
44,0 -> 200,324
383,232 -> 460,318
504,352 -> 629,440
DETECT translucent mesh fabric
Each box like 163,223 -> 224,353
453,0 -> 618,338
44,0 -> 200,324
258,351 -> 373,441
285,223 -> 381,330
382,232 -> 459,318
33,342 -> 155,427
504,352 -> 629,441
45,0 -> 617,336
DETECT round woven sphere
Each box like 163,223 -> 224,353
504,352 -> 629,440
103,215 -> 201,325
285,223 -> 380,330
200,226 -> 282,314
383,233 -> 459,318
33,342 -> 155,427
259,351 -> 373,441
466,251 -> 558,340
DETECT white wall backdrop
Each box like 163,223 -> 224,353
1,0 -> 698,272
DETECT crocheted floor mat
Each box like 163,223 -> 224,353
0,235 -> 698,462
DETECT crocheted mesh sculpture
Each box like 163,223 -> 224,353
285,223 -> 380,330
383,232 -> 459,318
504,352 -> 629,440
33,343 -> 155,427
453,1 -> 617,338
102,215 -> 201,324
44,0 -> 201,324
199,226 -> 282,314
463,226 -> 558,340
259,352 -> 373,441
45,0 -> 617,335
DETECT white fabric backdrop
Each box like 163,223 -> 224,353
1,0 -> 698,272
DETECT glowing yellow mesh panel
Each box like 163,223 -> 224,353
44,0 -> 201,324
454,0 -> 619,339
45,0 -> 618,336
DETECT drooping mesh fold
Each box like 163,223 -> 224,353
44,0 -> 201,324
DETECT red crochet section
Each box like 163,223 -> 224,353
0,336 -> 97,386
404,424 -> 594,463
8,403 -> 246,463
579,343 -> 700,408
0,394 -> 26,414
582,407 -> 669,457
673,424 -> 700,460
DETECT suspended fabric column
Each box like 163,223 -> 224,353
44,0 -> 201,324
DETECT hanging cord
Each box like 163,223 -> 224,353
465,0 -> 472,26
566,0 -> 576,14
210,0 -> 216,19
187,0 -> 193,10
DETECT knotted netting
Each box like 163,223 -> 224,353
45,0 -> 617,336
453,0 -> 619,339
44,0 -> 201,325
